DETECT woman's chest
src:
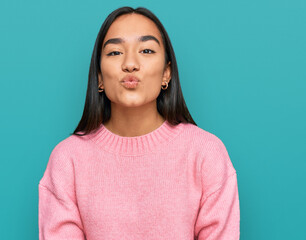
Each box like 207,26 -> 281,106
74,153 -> 202,239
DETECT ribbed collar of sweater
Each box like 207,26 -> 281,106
89,120 -> 185,156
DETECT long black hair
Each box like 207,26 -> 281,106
72,6 -> 196,136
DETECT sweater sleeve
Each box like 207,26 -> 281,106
38,140 -> 86,240
194,138 -> 240,240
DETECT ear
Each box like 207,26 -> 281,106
162,61 -> 171,83
98,72 -> 103,88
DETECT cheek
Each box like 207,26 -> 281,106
143,68 -> 164,98
100,60 -> 118,79
144,58 -> 165,80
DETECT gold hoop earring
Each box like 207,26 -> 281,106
98,87 -> 104,92
161,81 -> 168,90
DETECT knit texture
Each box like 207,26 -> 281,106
38,120 -> 240,240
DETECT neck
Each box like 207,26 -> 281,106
103,100 -> 165,137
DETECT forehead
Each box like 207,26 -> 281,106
103,13 -> 163,45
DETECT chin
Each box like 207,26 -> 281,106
117,99 -> 146,108
108,93 -> 158,108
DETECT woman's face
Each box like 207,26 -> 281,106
98,13 -> 171,108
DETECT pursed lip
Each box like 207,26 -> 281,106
121,75 -> 140,82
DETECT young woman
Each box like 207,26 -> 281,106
39,6 -> 240,240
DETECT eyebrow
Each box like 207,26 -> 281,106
103,35 -> 160,49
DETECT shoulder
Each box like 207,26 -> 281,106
45,135 -> 82,169
49,135 -> 81,157
180,122 -> 236,175
42,132 -> 97,180
180,122 -> 228,150
49,131 -> 96,158
181,124 -> 237,197
40,133 -> 94,186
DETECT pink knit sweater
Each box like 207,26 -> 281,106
39,120 -> 240,240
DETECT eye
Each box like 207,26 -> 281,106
107,51 -> 122,56
141,49 -> 155,54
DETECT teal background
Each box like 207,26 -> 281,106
1,0 -> 305,239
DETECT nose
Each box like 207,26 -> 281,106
121,51 -> 140,73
